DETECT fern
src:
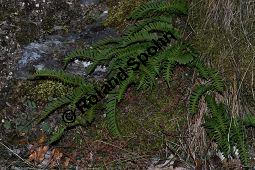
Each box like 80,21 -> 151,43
85,105 -> 97,123
162,61 -> 175,87
49,126 -> 66,144
124,16 -> 173,36
189,85 -> 209,115
33,69 -> 86,86
204,96 -> 231,157
243,114 -> 255,127
117,71 -> 136,102
64,48 -> 99,67
231,119 -> 249,167
129,0 -> 188,20
105,92 -> 122,137
137,64 -> 158,90
207,69 -> 224,92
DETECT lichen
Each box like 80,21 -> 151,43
25,80 -> 72,102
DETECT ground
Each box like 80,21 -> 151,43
0,0 -> 255,169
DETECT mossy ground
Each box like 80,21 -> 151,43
52,66 -> 193,168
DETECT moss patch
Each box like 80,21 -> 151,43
104,0 -> 149,29
24,80 -> 72,103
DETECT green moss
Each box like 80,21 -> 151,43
25,80 -> 72,102
104,0 -> 149,29
115,80 -> 187,153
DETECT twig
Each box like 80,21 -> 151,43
0,141 -> 36,168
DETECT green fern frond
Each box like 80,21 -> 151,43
117,71 -> 136,102
105,92 -> 122,137
33,69 -> 86,86
49,126 -> 66,144
208,69 -> 224,92
204,96 -> 231,157
243,114 -> 255,127
129,0 -> 188,20
231,119 -> 249,167
122,31 -> 158,47
124,16 -> 173,36
157,43 -> 194,65
190,58 -> 209,79
85,105 -> 97,123
64,48 -> 99,67
137,22 -> 180,38
93,36 -> 122,49
162,61 -> 175,87
137,64 -> 157,90
69,84 -> 94,112
188,85 -> 209,115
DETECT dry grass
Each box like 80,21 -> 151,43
188,0 -> 255,117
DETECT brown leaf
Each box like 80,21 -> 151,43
37,146 -> 49,162
28,151 -> 37,161
63,157 -> 70,167
38,133 -> 46,144
52,148 -> 63,160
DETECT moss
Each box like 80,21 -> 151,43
25,80 -> 72,103
104,0 -> 149,29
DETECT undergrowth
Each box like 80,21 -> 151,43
29,0 -> 255,168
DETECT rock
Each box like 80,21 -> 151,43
15,21 -> 117,80
81,0 -> 100,6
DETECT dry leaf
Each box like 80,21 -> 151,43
28,145 -> 49,163
63,157 -> 70,167
38,133 -> 46,144
28,151 -> 37,161
52,148 -> 63,160
37,146 -> 49,162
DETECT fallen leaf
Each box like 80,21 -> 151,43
63,157 -> 70,167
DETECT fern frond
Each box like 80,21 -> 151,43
137,64 -> 157,90
122,31 -> 158,47
64,48 -> 99,67
208,69 -> 224,92
129,0 -> 188,20
49,126 -> 66,144
204,96 -> 231,157
105,92 -> 122,137
137,22 -> 180,39
85,105 -> 96,123
117,71 -> 136,102
162,61 -> 175,87
231,119 -> 249,167
69,84 -> 94,112
189,85 -> 209,115
190,58 -> 209,78
33,69 -> 85,86
157,43 -> 194,65
243,114 -> 255,127
124,16 -> 173,36
93,36 -> 122,49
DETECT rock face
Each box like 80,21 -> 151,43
15,0 -> 118,80
15,22 -> 118,79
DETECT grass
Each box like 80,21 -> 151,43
187,0 -> 255,117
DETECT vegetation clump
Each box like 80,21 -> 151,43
28,0 -> 255,168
